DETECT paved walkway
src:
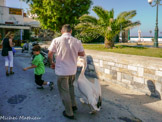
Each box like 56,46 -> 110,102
0,49 -> 162,122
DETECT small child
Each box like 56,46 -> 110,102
23,45 -> 54,90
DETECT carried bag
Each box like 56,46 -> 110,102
12,47 -> 16,54
1,48 -> 8,56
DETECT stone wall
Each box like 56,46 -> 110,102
83,49 -> 162,99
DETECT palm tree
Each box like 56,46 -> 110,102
75,6 -> 140,48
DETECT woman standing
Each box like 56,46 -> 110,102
1,32 -> 15,76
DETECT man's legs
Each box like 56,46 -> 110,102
57,76 -> 74,116
69,75 -> 77,107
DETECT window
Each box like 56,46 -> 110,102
9,8 -> 22,15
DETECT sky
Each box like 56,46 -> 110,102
5,0 -> 162,37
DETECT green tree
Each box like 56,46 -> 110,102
75,6 -> 140,48
21,0 -> 92,31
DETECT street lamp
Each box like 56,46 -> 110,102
148,0 -> 162,48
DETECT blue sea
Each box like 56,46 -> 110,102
130,36 -> 162,38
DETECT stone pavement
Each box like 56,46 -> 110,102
0,48 -> 162,122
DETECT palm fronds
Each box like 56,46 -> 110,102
75,6 -> 141,47
79,15 -> 98,25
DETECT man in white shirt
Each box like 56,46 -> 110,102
48,24 -> 85,119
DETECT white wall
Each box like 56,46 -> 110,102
85,49 -> 162,99
0,0 -> 5,6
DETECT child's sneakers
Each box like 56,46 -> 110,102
10,71 -> 14,75
37,82 -> 54,91
49,82 -> 54,91
6,72 -> 9,76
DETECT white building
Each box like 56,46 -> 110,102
0,0 -> 40,45
0,0 -> 5,6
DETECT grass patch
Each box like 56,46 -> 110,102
83,44 -> 162,58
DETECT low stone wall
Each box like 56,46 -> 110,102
83,49 -> 162,99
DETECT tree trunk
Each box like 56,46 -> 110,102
104,38 -> 114,48
122,30 -> 129,42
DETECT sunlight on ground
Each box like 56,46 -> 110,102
144,101 -> 162,114
100,80 -> 162,114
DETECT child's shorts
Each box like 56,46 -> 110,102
35,74 -> 44,86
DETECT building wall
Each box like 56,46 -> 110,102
0,0 -> 5,6
82,50 -> 162,99
0,1 -> 30,42
0,6 -> 24,24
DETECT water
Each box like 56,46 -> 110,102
130,36 -> 162,42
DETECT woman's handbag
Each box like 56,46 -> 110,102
1,48 -> 8,56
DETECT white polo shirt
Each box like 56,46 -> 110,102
48,33 -> 84,76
